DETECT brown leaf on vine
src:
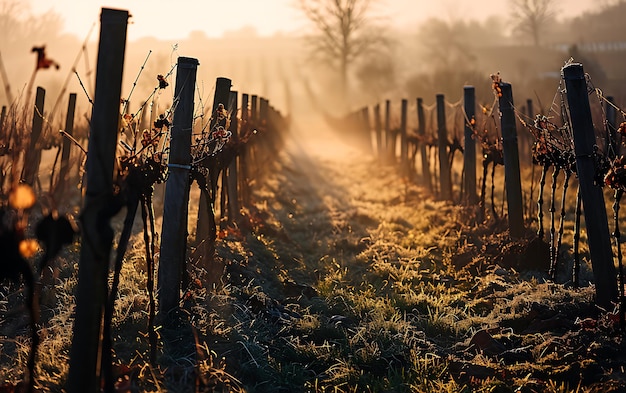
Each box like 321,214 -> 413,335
157,74 -> 169,89
31,45 -> 60,70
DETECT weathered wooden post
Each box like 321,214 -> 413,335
251,95 -> 258,124
67,8 -> 128,393
360,106 -> 372,154
417,98 -> 432,191
526,98 -> 534,119
196,77 -> 231,244
0,105 -> 5,133
240,93 -> 250,206
463,86 -> 477,204
23,86 -> 45,185
260,97 -> 268,154
563,63 -> 617,308
497,82 -> 525,238
400,99 -> 409,177
606,96 -> 617,159
436,94 -> 451,200
374,103 -> 383,162
250,95 -> 259,174
260,97 -> 269,127
157,57 -> 199,317
385,99 -> 393,163
227,90 -> 239,222
56,93 -> 76,201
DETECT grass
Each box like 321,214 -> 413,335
1,129 -> 625,392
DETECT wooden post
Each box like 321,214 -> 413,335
260,97 -> 268,126
259,97 -> 268,158
196,77 -> 231,244
498,82 -> 525,238
417,98 -> 432,191
436,94 -> 451,200
385,99 -> 393,163
56,93 -> 77,201
240,93 -> 250,206
563,63 -> 618,308
463,86 -> 477,204
157,57 -> 199,318
0,105 -> 5,134
361,106 -> 372,154
374,103 -> 382,162
227,90 -> 239,222
606,96 -> 617,159
23,86 -> 45,185
67,8 -> 128,393
249,95 -> 259,176
526,98 -> 534,119
251,95 -> 258,124
400,99 -> 409,177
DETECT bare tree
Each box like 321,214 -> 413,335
509,0 -> 557,47
298,0 -> 388,106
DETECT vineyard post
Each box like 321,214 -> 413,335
374,103 -> 383,162
157,57 -> 199,318
463,86 -> 477,204
385,99 -> 392,163
563,63 -> 618,308
606,96 -> 617,159
0,105 -> 5,133
400,99 -> 409,177
56,92 -> 76,201
361,106 -> 372,154
240,93 -> 250,206
417,98 -> 432,191
437,94 -> 452,200
23,86 -> 45,186
261,97 -> 271,162
66,8 -> 129,393
251,95 -> 258,123
251,95 -> 258,175
261,97 -> 269,127
227,90 -> 239,222
196,77 -> 232,244
498,82 -> 525,238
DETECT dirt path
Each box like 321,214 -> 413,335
198,116 -> 626,392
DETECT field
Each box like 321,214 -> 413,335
1,117 -> 625,392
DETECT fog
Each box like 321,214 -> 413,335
1,0 -> 625,138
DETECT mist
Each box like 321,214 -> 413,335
1,0 -> 625,137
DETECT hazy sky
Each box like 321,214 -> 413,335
26,0 -> 596,41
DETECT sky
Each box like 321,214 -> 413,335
25,0 -> 597,42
